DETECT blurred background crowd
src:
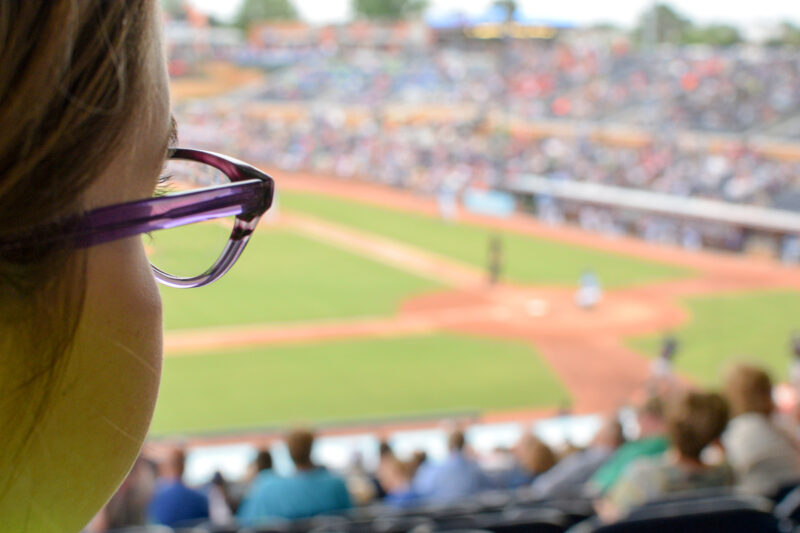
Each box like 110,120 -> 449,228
85,362 -> 800,531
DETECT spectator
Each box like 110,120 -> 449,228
255,448 -> 273,473
531,417 -> 625,498
373,440 -> 395,499
147,448 -> 209,527
410,450 -> 428,474
237,448 -> 278,522
599,391 -> 732,521
587,396 -> 669,495
381,457 -> 422,509
412,429 -> 493,504
344,451 -> 378,506
243,447 -> 273,486
85,456 -> 157,532
722,364 -> 800,496
505,434 -> 558,487
237,429 -> 351,524
0,3 -> 281,531
207,471 -> 234,525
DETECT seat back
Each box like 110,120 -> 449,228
485,507 -> 568,533
574,495 -> 780,533
108,527 -> 175,533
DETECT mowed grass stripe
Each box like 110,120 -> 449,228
281,191 -> 691,288
150,333 -> 570,435
628,290 -> 800,385
156,226 -> 440,330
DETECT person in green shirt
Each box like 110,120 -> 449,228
587,396 -> 669,495
598,391 -> 732,522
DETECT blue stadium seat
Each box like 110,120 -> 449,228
770,480 -> 800,503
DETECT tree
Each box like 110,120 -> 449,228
684,24 -> 742,47
352,0 -> 427,20
766,21 -> 800,47
235,0 -> 298,29
492,0 -> 517,23
634,3 -> 692,46
160,0 -> 186,18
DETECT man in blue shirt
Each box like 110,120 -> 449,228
147,448 -> 208,527
237,429 -> 351,525
412,429 -> 492,504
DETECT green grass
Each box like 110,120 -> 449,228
281,191 -> 691,288
150,333 -> 569,435
154,226 -> 439,330
628,290 -> 800,385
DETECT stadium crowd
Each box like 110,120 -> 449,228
240,42 -> 800,135
85,363 -> 800,532
175,103 -> 800,208
169,40 -> 800,260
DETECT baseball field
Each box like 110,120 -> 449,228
149,173 -> 800,437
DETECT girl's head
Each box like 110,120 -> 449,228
666,390 -> 730,461
724,364 -> 774,418
0,2 -> 171,530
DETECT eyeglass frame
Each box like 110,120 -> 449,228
0,148 -> 275,289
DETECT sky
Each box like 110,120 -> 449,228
187,0 -> 800,31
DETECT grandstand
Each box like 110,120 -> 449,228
92,7 -> 800,533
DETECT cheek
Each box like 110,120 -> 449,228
30,237 -> 164,526
77,236 -> 163,431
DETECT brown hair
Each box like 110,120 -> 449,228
286,429 -> 315,468
666,391 -> 730,460
724,364 -> 774,417
448,429 -> 466,452
255,448 -> 273,472
0,0 -> 154,484
160,448 -> 187,479
638,395 -> 666,420
518,434 -> 557,475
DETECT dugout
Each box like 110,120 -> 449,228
504,175 -> 800,260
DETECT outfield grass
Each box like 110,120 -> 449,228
153,226 -> 439,330
280,191 -> 691,288
151,333 -> 569,435
628,290 -> 800,385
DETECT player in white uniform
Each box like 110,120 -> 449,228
575,270 -> 602,310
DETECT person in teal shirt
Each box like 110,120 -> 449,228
237,430 -> 351,525
587,397 -> 669,495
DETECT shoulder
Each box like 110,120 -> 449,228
726,413 -> 766,432
312,468 -> 347,485
189,486 -> 209,505
723,414 -> 777,447
250,472 -> 284,494
179,483 -> 208,501
625,456 -> 666,482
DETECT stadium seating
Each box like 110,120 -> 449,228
109,527 -> 176,533
122,489 -> 800,533
773,484 -> 800,530
566,494 -> 780,533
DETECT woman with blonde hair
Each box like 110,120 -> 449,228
0,3 -> 274,530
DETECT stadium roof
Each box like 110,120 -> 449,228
508,175 -> 800,234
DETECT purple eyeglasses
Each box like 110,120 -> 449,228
0,148 -> 275,289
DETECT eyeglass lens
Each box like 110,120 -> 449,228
144,158 -> 236,280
